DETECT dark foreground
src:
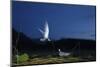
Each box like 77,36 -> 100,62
12,29 -> 96,66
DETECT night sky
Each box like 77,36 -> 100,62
12,1 -> 96,40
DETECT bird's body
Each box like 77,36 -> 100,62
58,49 -> 71,56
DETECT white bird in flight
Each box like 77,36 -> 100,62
39,20 -> 50,41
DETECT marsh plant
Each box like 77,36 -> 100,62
16,53 -> 29,64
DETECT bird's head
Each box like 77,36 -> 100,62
58,49 -> 61,52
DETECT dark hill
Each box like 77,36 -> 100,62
12,29 -> 96,56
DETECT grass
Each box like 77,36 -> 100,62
12,51 -> 96,66
30,57 -> 65,64
14,55 -> 81,65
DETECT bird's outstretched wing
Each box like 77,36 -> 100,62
44,21 -> 49,38
39,28 -> 44,35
